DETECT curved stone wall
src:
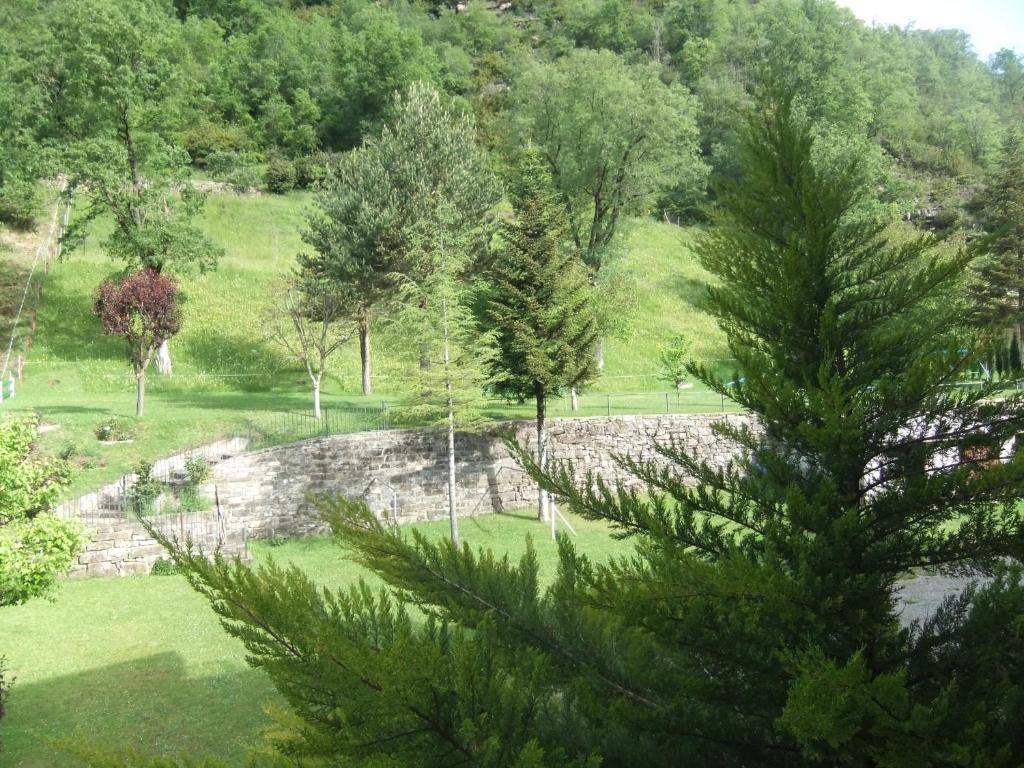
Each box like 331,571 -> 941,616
69,413 -> 754,576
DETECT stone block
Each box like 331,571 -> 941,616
86,561 -> 118,576
129,544 -> 166,559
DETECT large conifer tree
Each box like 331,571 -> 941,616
155,92 -> 1024,768
485,148 -> 599,525
970,131 -> 1024,366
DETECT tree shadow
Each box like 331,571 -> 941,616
32,266 -> 126,363
2,651 -> 275,766
0,258 -> 30,322
175,327 -> 291,392
670,274 -> 711,310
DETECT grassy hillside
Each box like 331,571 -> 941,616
4,191 -> 731,495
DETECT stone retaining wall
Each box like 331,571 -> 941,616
210,413 -> 754,535
68,413 -> 754,577
71,511 -> 247,577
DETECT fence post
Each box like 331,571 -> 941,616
606,394 -> 611,416
721,392 -> 725,412
665,392 -> 670,414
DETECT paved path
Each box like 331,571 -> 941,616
896,573 -> 990,627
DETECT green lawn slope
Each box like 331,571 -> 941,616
3,191 -> 731,495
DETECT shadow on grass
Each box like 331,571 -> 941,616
0,258 -> 30,321
670,274 -> 711,310
32,265 -> 130,363
2,652 -> 273,767
179,329 -> 290,392
28,405 -> 113,416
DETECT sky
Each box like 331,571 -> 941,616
837,0 -> 1024,61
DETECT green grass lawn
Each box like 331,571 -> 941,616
2,191 -> 732,496
0,510 -> 626,766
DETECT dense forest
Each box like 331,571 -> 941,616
0,0 -> 1021,233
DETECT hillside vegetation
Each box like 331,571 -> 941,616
8,192 -> 728,495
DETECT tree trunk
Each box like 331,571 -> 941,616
1017,321 -> 1024,375
359,317 -> 371,396
155,339 -> 172,376
441,294 -> 458,545
447,409 -> 458,544
136,372 -> 145,417
312,375 -> 322,419
570,387 -> 579,412
536,386 -> 549,523
419,299 -> 431,370
595,338 -> 605,370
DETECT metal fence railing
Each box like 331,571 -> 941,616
242,404 -> 391,450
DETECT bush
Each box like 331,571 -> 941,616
295,152 -> 337,189
95,417 -> 134,442
0,178 -> 41,231
0,513 -> 85,605
206,151 -> 264,192
264,155 -> 297,194
184,455 -> 211,486
149,558 -> 179,576
126,461 -> 164,516
178,119 -> 253,166
177,486 -> 212,513
0,415 -> 81,607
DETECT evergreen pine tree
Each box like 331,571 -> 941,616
156,92 -> 1024,768
970,131 -> 1024,366
485,148 -> 599,526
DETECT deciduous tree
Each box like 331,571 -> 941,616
301,82 -> 498,396
94,268 -> 182,417
50,0 -> 222,374
509,49 -> 706,367
264,275 -> 351,419
390,216 -> 495,544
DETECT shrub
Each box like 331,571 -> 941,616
295,152 -> 337,189
177,486 -> 212,514
95,417 -> 134,442
126,461 -> 164,516
264,155 -> 297,194
178,119 -> 252,166
206,150 -> 264,192
184,455 -> 211,487
149,558 -> 179,576
0,513 -> 85,605
205,150 -> 259,179
0,178 -> 41,231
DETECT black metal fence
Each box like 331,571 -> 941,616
241,403 -> 391,450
